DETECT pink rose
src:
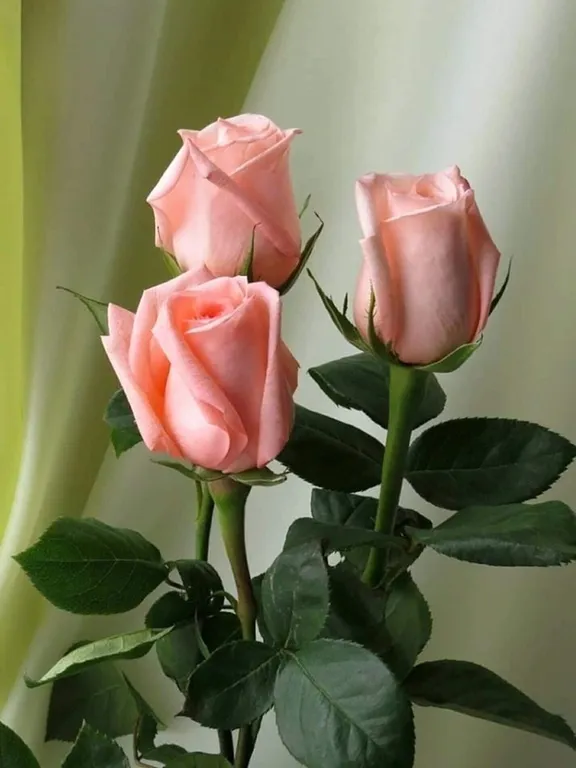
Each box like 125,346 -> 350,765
353,166 -> 500,365
147,114 -> 302,289
102,270 -> 299,473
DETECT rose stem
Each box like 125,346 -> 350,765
195,480 -> 233,762
362,364 -> 426,588
211,478 -> 257,768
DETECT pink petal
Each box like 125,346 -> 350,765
382,195 -> 476,364
466,194 -> 501,337
102,305 -> 180,456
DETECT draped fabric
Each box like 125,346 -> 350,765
4,1 -> 576,767
0,0 -> 284,723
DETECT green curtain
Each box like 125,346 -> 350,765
0,0 -> 284,707
0,3 -> 23,541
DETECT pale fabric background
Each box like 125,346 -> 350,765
3,1 -> 576,767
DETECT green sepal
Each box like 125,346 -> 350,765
307,269 -> 366,350
154,458 -> 224,483
57,286 -> 109,334
231,466 -> 288,486
298,193 -> 312,219
419,339 -> 482,373
489,258 -> 511,316
239,227 -> 256,281
279,214 -> 324,294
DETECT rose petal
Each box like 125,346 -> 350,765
248,282 -> 299,468
466,193 -> 501,336
152,290 -> 248,471
102,305 -> 180,456
353,235 -> 397,346
381,194 -> 476,364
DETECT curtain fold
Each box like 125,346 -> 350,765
0,0 -> 284,711
0,3 -> 23,544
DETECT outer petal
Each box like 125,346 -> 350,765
248,282 -> 299,469
382,194 -> 477,364
102,304 -> 180,456
353,235 -> 397,346
183,136 -> 299,264
465,193 -> 501,336
146,143 -> 202,268
152,293 -> 248,471
193,115 -> 282,171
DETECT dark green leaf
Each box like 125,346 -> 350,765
58,286 -> 109,334
104,389 -> 142,457
156,622 -> 201,691
135,713 -> 187,764
490,259 -> 512,316
321,562 -> 389,654
145,591 -> 195,629
62,722 -> 129,767
311,488 -> 377,528
407,418 -> 576,510
420,340 -> 482,373
46,646 -> 145,741
26,628 -> 171,687
310,490 -> 429,576
0,721 -> 39,768
406,660 -> 576,751
278,405 -> 384,492
280,215 -> 324,294
274,639 -> 415,768
173,560 -> 224,613
283,517 -> 405,555
385,574 -> 432,679
410,501 -> 576,566
252,573 -> 274,646
14,517 -> 168,614
309,353 -> 445,430
201,613 -> 242,653
262,541 -> 329,648
184,641 -> 281,729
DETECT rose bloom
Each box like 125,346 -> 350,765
147,114 -> 302,289
353,166 -> 500,365
102,271 -> 298,473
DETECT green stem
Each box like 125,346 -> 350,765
195,482 -> 214,561
218,729 -> 235,764
211,478 -> 256,767
194,481 -> 230,761
363,364 -> 426,587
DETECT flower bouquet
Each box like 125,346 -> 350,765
3,115 -> 576,768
